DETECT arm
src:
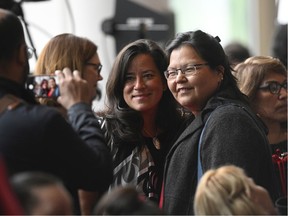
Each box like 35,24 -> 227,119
42,110 -> 112,190
54,68 -> 113,214
41,110 -> 112,215
55,67 -> 112,169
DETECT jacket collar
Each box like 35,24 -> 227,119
0,77 -> 37,104
166,115 -> 204,161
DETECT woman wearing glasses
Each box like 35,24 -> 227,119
234,56 -> 287,199
34,33 -> 112,215
34,33 -> 103,107
161,30 -> 279,215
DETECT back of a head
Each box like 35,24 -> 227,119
0,8 -> 25,64
10,171 -> 73,215
224,42 -> 251,67
194,165 -> 267,215
272,24 -> 287,68
94,186 -> 164,215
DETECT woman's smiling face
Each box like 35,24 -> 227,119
123,54 -> 165,114
167,45 -> 223,115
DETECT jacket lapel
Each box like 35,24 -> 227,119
166,116 -> 204,160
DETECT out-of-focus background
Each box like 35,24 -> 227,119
1,0 -> 286,110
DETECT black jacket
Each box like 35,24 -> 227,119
162,93 -> 279,215
0,77 -> 112,214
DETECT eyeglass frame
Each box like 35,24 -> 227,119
164,63 -> 209,79
85,62 -> 103,74
258,81 -> 287,95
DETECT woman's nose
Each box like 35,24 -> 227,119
175,71 -> 187,83
97,74 -> 103,81
278,87 -> 287,100
134,77 -> 145,89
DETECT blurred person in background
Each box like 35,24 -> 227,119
271,24 -> 287,68
234,56 -> 287,199
94,185 -> 164,215
11,172 -> 73,215
194,165 -> 278,215
0,157 -> 23,215
224,41 -> 251,68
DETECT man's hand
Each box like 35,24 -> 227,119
56,67 -> 90,110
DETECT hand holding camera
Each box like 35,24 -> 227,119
26,74 -> 59,101
56,67 -> 90,110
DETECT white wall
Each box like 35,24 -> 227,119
277,0 -> 288,24
168,0 -> 231,46
22,0 -> 116,110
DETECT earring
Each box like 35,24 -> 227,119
217,76 -> 223,88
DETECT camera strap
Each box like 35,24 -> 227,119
0,94 -> 23,114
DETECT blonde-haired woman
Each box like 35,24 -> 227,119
194,165 -> 277,215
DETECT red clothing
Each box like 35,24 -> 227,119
0,157 -> 23,215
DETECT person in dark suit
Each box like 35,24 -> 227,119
0,8 -> 112,214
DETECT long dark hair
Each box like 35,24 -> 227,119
165,30 -> 248,103
100,39 -> 183,146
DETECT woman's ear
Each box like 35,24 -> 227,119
216,65 -> 224,80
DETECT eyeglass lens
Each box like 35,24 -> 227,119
86,63 -> 102,73
165,63 -> 208,79
260,81 -> 287,94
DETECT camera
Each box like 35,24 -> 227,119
26,75 -> 60,99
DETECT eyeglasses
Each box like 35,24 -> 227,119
164,63 -> 209,80
85,62 -> 102,74
26,46 -> 35,59
259,81 -> 287,95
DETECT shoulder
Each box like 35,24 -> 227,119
7,103 -> 65,126
205,102 -> 264,131
0,104 -> 70,146
206,102 -> 267,137
27,103 -> 62,117
209,102 -> 252,119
